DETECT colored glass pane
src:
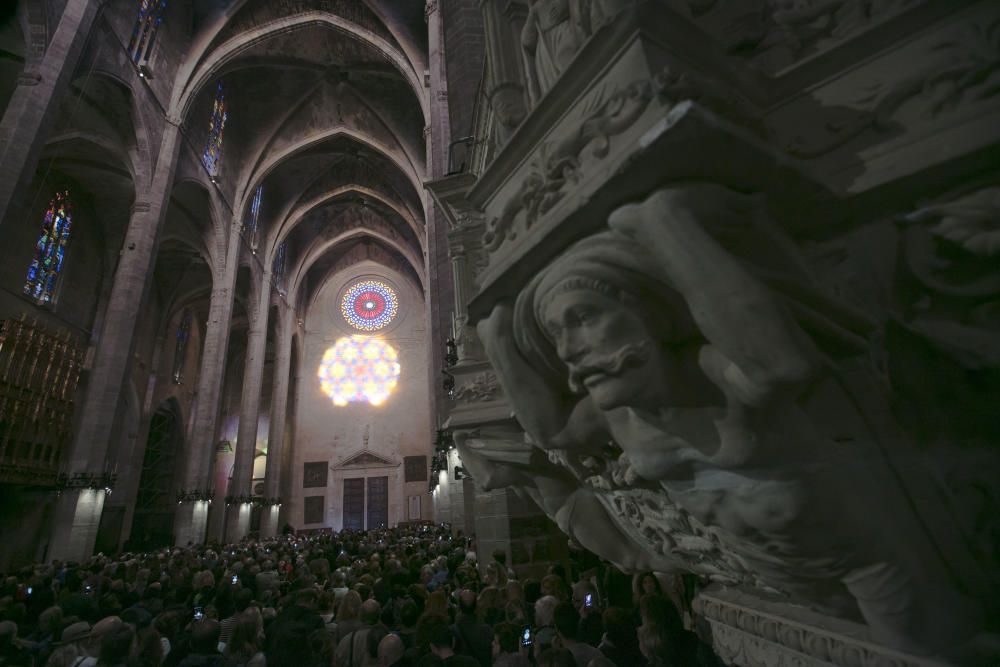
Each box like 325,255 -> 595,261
127,0 -> 167,63
202,82 -> 227,176
341,280 -> 398,331
246,185 -> 263,247
24,191 -> 73,305
318,336 -> 401,407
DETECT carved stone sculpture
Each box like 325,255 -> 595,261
473,183 -> 988,656
521,0 -> 586,104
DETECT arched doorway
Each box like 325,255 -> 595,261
130,399 -> 181,550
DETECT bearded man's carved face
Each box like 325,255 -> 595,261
541,288 -> 665,411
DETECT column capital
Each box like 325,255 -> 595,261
425,0 -> 439,19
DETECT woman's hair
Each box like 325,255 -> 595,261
131,626 -> 164,667
97,624 -> 134,666
337,590 -> 362,621
224,611 -> 261,663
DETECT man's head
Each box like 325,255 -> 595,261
189,619 -> 221,653
360,599 -> 382,625
552,601 -> 580,642
516,232 -> 695,412
534,595 -> 559,627
428,624 -> 455,658
377,632 -> 405,667
458,588 -> 477,616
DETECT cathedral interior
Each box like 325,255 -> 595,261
0,1 -> 997,665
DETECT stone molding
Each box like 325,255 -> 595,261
695,592 -> 949,667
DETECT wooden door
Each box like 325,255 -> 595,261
343,478 -> 365,530
366,476 -> 388,529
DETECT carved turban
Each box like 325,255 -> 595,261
513,229 -> 698,387
512,225 -> 871,389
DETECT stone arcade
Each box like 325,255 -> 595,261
0,1 -> 998,666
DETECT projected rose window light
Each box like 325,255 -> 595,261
318,335 -> 401,406
341,280 -> 398,331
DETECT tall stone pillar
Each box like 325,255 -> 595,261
174,220 -> 242,546
260,305 -> 294,538
0,0 -> 106,228
225,273 -> 272,542
47,121 -> 182,563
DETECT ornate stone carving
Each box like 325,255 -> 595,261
473,182 -> 991,656
783,14 -> 1000,158
483,66 -> 753,252
719,0 -> 923,73
695,592 -> 949,667
452,371 -> 502,403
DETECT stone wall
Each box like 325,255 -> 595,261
288,261 -> 433,531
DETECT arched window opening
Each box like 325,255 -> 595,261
127,0 -> 168,68
202,82 -> 227,180
24,191 -> 73,305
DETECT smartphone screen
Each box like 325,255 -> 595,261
231,575 -> 238,584
521,627 -> 532,647
26,587 -> 32,595
194,607 -> 204,621
584,593 -> 593,608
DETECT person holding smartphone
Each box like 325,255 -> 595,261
492,622 -> 531,667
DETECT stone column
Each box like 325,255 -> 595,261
424,0 -> 454,422
174,221 -> 242,546
47,121 -> 182,563
224,272 -> 272,542
446,218 -> 486,363
260,304 -> 294,538
480,0 -> 528,140
0,0 -> 106,228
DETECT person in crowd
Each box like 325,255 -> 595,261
0,525 -> 714,667
335,599 -> 383,667
452,589 -> 493,667
552,601 -> 602,667
535,647 -> 575,667
532,595 -> 558,657
178,620 -> 222,667
221,611 -> 265,667
570,581 -> 602,647
598,606 -> 645,667
490,623 -> 528,667
95,624 -> 133,667
428,624 -> 479,667
334,591 -> 365,643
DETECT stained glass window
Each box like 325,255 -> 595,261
272,242 -> 287,296
245,185 -> 263,248
24,191 -> 73,305
127,0 -> 167,64
341,280 -> 398,331
172,309 -> 192,384
318,335 -> 401,406
202,82 -> 227,177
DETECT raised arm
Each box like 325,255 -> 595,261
608,184 -> 823,403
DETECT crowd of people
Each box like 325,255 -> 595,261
0,524 -> 722,667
